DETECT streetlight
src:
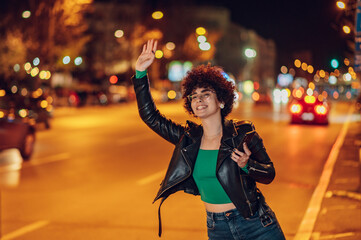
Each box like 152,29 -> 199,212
343,25 -> 351,34
336,1 -> 346,9
152,11 -> 163,20
294,59 -> 301,68
244,48 -> 256,58
74,57 -> 83,66
199,42 -> 211,51
62,56 -> 71,64
114,30 -> 124,38
196,27 -> 206,35
22,10 -> 31,19
330,59 -> 339,69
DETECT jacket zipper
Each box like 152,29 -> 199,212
155,149 -> 192,201
239,175 -> 253,215
248,166 -> 268,174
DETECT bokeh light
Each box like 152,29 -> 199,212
24,62 -> 31,71
114,30 -> 124,38
280,66 -> 288,74
63,56 -> 71,64
13,64 -> 20,72
167,90 -> 176,100
33,57 -> 40,66
197,35 -> 207,43
165,42 -> 176,50
152,11 -> 164,20
74,57 -> 83,66
244,48 -> 256,58
294,59 -> 301,68
199,42 -> 211,51
196,27 -> 206,35
22,11 -> 31,19
336,1 -> 346,9
343,25 -> 351,34
109,75 -> 118,84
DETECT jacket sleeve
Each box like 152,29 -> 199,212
132,75 -> 185,145
247,131 -> 275,184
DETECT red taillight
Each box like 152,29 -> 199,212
290,104 -> 302,114
315,105 -> 327,115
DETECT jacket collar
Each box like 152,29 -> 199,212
185,119 -> 238,141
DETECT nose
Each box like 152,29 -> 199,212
195,97 -> 203,103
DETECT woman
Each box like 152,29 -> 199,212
133,39 -> 285,240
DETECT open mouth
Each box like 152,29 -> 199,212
196,105 -> 207,110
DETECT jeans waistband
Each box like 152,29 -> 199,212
206,208 -> 241,220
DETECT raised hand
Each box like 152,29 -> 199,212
135,39 -> 158,72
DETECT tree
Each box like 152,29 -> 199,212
0,0 -> 93,79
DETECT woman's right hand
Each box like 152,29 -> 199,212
135,39 -> 158,72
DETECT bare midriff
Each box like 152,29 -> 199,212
204,202 -> 237,213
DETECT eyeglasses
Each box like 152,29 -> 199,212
187,91 -> 215,102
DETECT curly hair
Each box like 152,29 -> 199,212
182,65 -> 235,118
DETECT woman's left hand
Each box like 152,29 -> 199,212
231,143 -> 251,168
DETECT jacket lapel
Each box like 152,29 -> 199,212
184,119 -> 239,172
182,121 -> 203,168
216,119 -> 238,171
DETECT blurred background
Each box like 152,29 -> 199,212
0,0 -> 360,239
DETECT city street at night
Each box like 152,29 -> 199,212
1,0 -> 361,239
0,100 -> 359,239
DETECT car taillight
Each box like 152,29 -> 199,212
315,105 -> 327,115
290,104 -> 302,114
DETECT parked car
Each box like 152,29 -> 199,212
289,94 -> 330,125
356,93 -> 361,113
0,99 -> 36,160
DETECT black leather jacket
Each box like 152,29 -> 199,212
132,75 -> 276,236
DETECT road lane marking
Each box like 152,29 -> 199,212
23,153 -> 71,168
294,106 -> 354,240
117,134 -> 155,146
137,170 -> 166,186
314,232 -> 356,239
1,220 -> 49,240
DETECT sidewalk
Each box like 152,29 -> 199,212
311,113 -> 361,240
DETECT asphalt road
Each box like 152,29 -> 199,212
0,100 -> 353,240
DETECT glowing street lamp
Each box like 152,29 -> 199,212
199,42 -> 211,51
63,56 -> 71,65
74,57 -> 83,66
336,1 -> 346,9
114,30 -> 124,38
343,25 -> 351,34
244,48 -> 256,58
152,11 -> 163,20
22,10 -> 31,19
196,27 -> 206,35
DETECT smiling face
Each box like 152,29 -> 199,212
189,87 -> 222,119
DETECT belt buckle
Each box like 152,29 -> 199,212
260,214 -> 273,227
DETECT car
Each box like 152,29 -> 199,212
0,99 -> 36,160
289,94 -> 329,125
356,93 -> 361,113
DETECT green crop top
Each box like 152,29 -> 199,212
193,149 -> 232,204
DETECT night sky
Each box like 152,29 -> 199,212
0,0 -> 352,72
190,0 -> 351,72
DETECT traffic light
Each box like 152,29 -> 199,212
331,59 -> 339,69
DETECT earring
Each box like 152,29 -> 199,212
220,103 -> 224,109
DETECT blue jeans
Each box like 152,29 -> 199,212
206,208 -> 285,240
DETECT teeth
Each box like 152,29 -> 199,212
197,106 -> 206,110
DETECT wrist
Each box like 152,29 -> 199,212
136,69 -> 147,79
